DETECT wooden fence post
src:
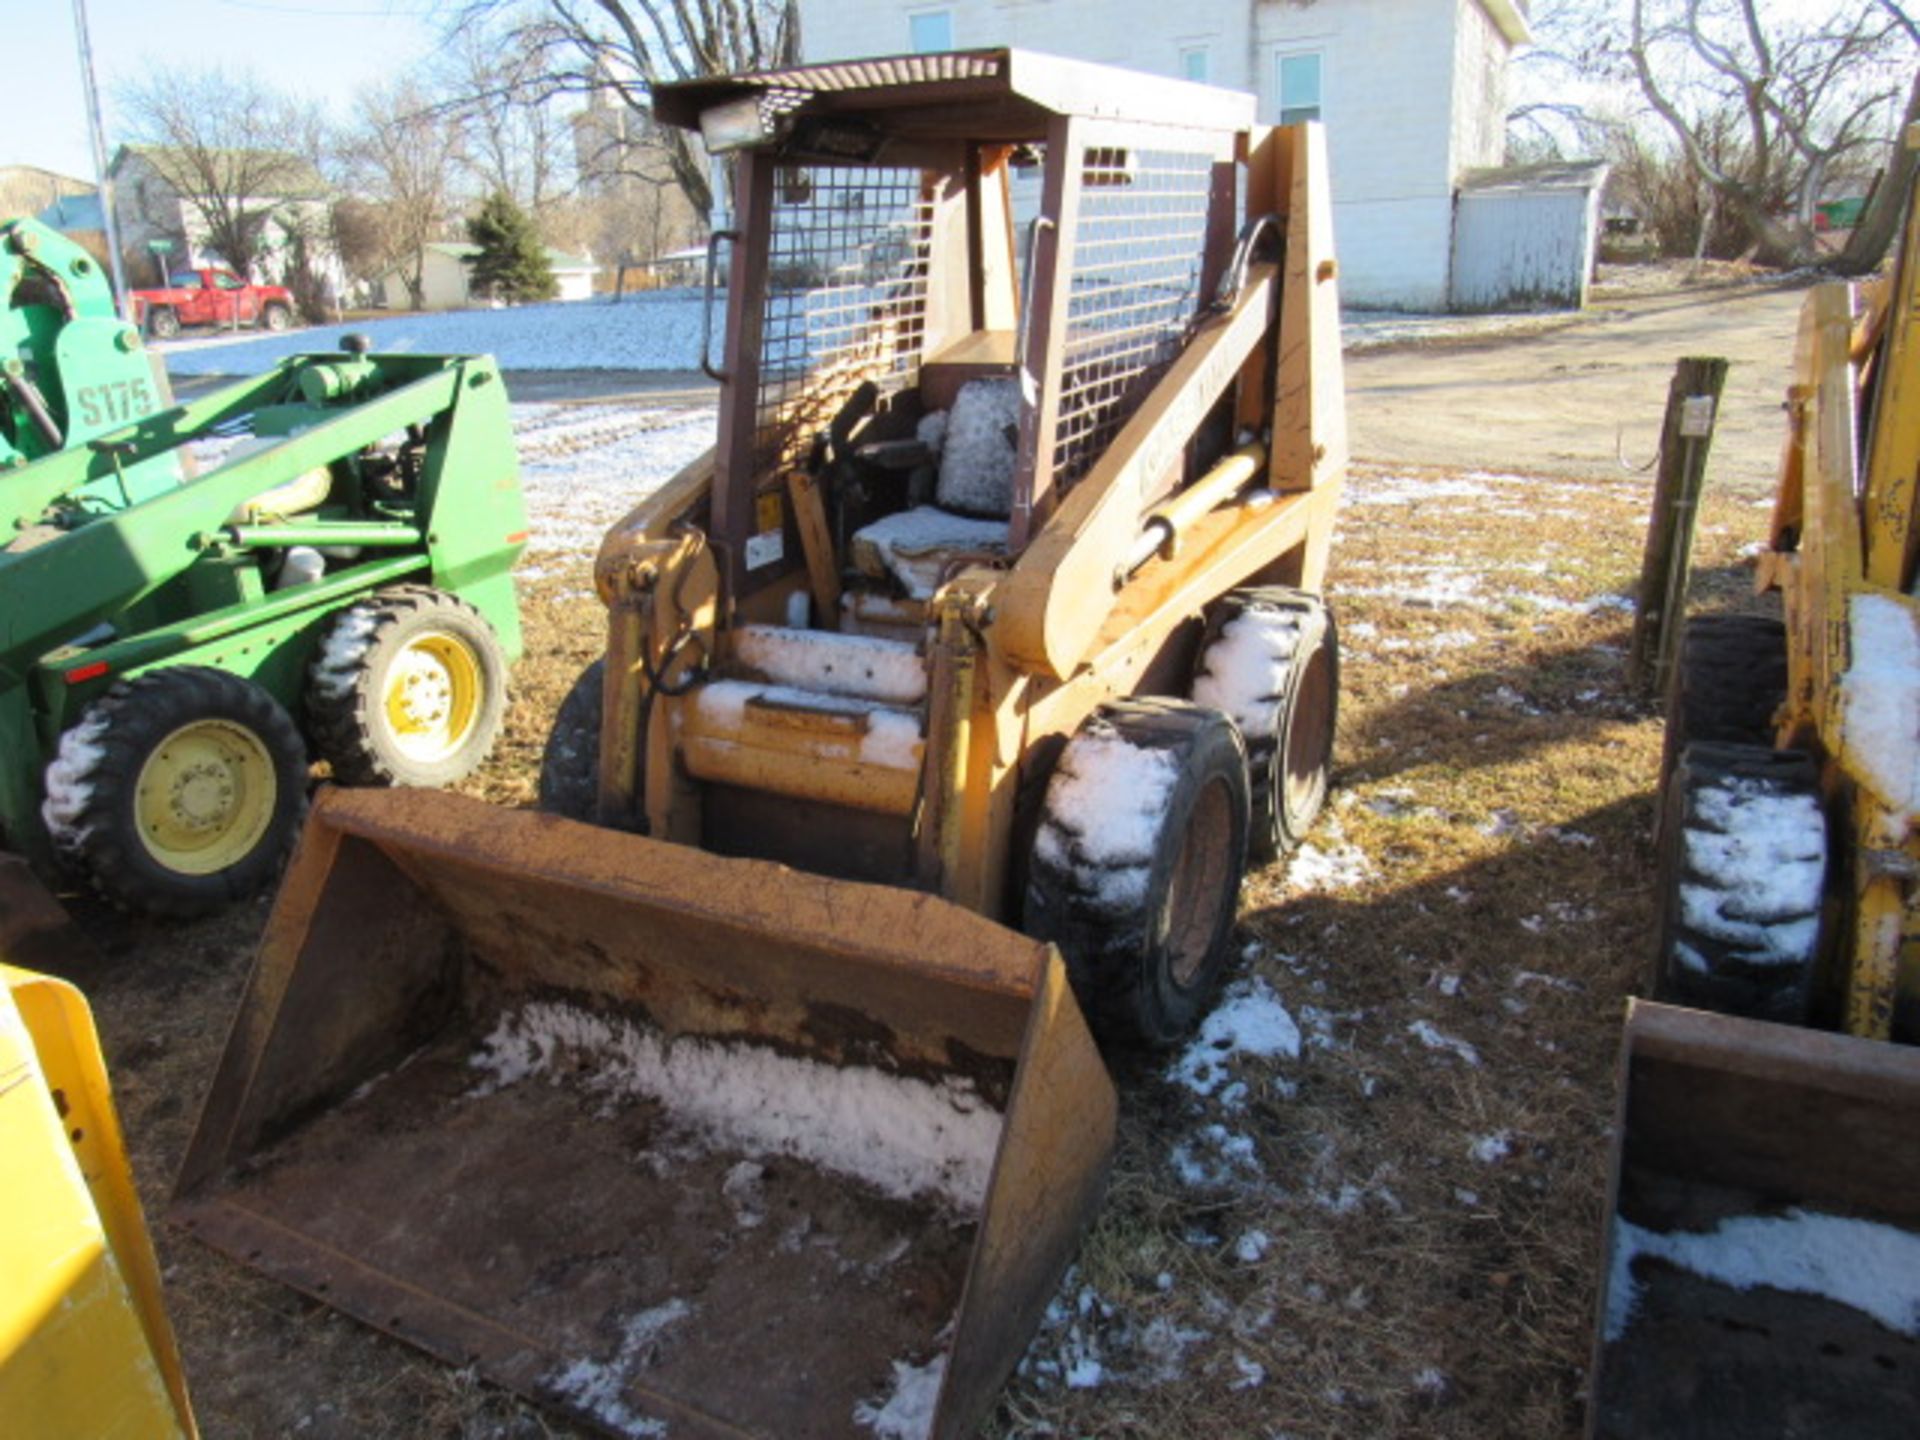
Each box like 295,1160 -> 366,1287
1628,356 -> 1730,693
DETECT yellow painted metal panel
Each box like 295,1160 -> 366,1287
0,966 -> 194,1439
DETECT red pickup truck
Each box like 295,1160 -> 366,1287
132,267 -> 296,339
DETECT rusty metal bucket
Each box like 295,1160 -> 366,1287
1589,1001 -> 1920,1439
173,787 -> 1115,1440
0,853 -> 93,977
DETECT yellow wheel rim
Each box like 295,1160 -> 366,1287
382,630 -> 483,764
135,720 -> 277,875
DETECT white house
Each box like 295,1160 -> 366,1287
796,0 -> 1532,310
371,242 -> 598,310
108,145 -> 342,294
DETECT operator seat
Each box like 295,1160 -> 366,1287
850,377 -> 1019,600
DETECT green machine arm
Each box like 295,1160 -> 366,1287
1,219 -> 163,474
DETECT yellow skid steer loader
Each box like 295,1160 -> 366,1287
1590,127 -> 1920,1437
174,51 -> 1347,1439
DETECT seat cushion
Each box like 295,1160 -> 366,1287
934,377 -> 1020,517
851,506 -> 1009,600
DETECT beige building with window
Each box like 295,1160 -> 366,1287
370,242 -> 598,310
797,0 -> 1531,310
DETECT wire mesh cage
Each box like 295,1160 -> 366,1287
755,167 -> 932,474
1053,146 -> 1215,488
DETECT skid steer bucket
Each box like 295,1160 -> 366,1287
1589,1001 -> 1920,1438
173,788 -> 1116,1440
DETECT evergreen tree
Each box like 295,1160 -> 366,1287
464,190 -> 557,303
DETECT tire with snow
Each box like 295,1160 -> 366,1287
306,586 -> 508,787
1192,587 -> 1338,863
1022,699 -> 1251,1048
537,659 -> 605,821
1653,741 -> 1826,1023
1660,613 -> 1787,795
40,667 -> 308,917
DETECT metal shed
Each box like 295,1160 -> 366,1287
1449,159 -> 1609,313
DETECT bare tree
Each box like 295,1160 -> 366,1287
340,81 -> 467,309
1628,0 -> 1908,264
1505,0 -> 1631,161
1832,1 -> 1920,272
330,196 -> 389,283
119,67 -> 328,278
439,21 -> 571,215
449,0 -> 801,222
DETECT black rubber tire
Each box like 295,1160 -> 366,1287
305,586 -> 508,787
537,659 -> 606,821
1652,741 -> 1826,1023
40,667 -> 308,917
1660,613 -> 1787,796
147,306 -> 181,340
261,302 -> 292,332
1192,587 -> 1338,863
1023,698 -> 1251,1048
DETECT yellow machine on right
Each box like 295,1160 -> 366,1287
1591,129 -> 1920,1437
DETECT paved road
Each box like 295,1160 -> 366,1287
1345,280 -> 1808,492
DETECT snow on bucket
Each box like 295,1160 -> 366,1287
175,788 -> 1116,1440
1589,1001 -> 1920,1439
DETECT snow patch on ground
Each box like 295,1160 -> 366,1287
1170,1124 -> 1263,1190
1607,1209 -> 1920,1343
1372,629 -> 1481,654
469,1001 -> 998,1210
1284,832 -> 1375,895
854,1354 -> 946,1440
1407,1020 -> 1482,1067
1166,977 -> 1301,1101
1019,1274 -> 1214,1393
162,291 -> 711,375
1342,474 -> 1494,507
1469,1131 -> 1512,1164
512,403 -> 717,570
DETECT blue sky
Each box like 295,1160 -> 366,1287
13,0 -> 439,181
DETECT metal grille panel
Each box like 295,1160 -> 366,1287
756,167 -> 931,472
1053,147 -> 1213,487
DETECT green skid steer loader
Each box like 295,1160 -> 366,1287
2,216 -> 525,916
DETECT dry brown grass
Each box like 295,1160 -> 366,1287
57,453 -> 1776,1438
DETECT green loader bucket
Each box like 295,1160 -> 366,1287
174,789 -> 1116,1439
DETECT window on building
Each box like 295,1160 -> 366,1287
1180,46 -> 1210,84
909,10 -> 953,53
1277,52 -> 1323,126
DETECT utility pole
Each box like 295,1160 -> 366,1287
72,0 -> 132,320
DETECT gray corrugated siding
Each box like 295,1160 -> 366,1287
1449,185 -> 1601,313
